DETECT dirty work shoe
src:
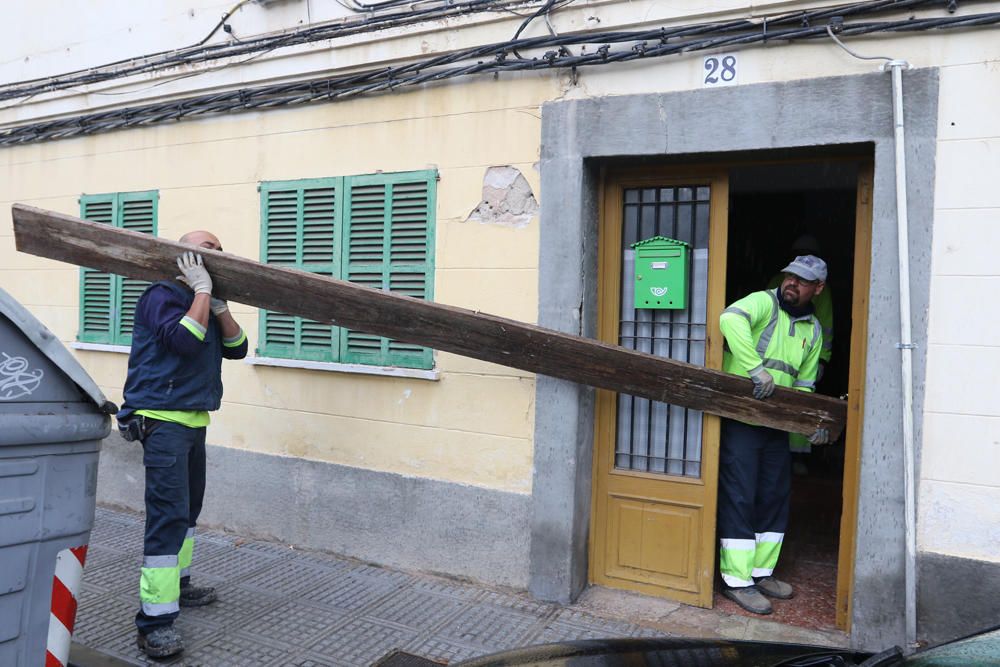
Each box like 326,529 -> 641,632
755,576 -> 794,599
179,582 -> 217,607
137,625 -> 184,658
722,585 -> 773,615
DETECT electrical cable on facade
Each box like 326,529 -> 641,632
0,0 -> 958,103
2,7 -> 998,146
0,0 -> 517,103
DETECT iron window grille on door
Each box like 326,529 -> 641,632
258,170 -> 436,370
77,191 -> 158,345
617,186 -> 710,478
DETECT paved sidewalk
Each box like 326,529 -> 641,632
75,506 -> 847,666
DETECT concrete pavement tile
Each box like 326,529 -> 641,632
656,605 -> 751,640
78,581 -> 114,609
278,548 -> 361,574
189,545 -> 284,580
743,617 -> 848,647
552,606 -> 653,633
239,558 -> 340,597
74,595 -> 139,649
178,584 -> 284,629
235,600 -> 348,649
366,587 -> 470,630
300,570 -> 407,612
172,614 -> 226,649
84,544 -> 133,570
188,537 -> 240,563
573,585 -> 682,624
233,539 -> 300,559
307,617 -> 421,666
81,557 -> 141,596
82,627 -> 167,667
346,562 -> 417,587
404,636 -> 485,663
278,654 -> 343,667
434,603 -> 542,651
169,634 -> 294,666
87,522 -> 146,554
410,576 -> 484,600
527,619 -> 633,644
477,590 -> 557,616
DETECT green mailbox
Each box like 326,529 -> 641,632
631,236 -> 690,310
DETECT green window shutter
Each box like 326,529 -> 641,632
115,192 -> 158,344
78,196 -> 116,343
259,179 -> 340,362
78,191 -> 157,345
341,171 -> 435,369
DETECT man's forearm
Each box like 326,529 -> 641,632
216,309 -> 243,339
185,293 -> 211,329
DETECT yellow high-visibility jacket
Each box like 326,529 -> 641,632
720,288 -> 822,393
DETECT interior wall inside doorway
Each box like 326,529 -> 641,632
722,159 -> 858,629
726,161 -> 858,395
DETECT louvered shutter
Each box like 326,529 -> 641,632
341,171 -> 435,369
259,180 -> 340,361
78,196 -> 116,343
79,192 -> 158,345
116,193 -> 157,343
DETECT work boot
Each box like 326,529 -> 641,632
179,582 -> 217,607
722,585 -> 772,615
136,625 -> 184,658
755,576 -> 794,599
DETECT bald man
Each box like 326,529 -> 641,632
116,231 -> 247,658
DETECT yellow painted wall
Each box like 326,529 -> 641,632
0,74 -> 557,494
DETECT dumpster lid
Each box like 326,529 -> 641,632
0,286 -> 118,414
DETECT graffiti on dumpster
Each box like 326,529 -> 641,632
0,352 -> 44,400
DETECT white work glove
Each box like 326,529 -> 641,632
176,252 -> 213,295
809,427 -> 830,445
748,367 -> 776,400
210,297 -> 229,317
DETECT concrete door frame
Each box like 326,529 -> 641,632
528,69 -> 939,650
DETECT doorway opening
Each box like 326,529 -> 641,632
718,159 -> 860,630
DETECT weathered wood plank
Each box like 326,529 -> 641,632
12,203 -> 846,438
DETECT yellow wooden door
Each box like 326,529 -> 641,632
590,167 -> 729,607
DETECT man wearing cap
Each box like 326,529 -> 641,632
716,255 -> 830,615
767,235 -> 835,473
116,231 -> 248,658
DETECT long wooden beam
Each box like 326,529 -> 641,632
12,204 -> 846,438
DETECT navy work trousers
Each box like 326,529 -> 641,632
717,419 -> 791,567
135,420 -> 207,634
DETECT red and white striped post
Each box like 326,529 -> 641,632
46,545 -> 88,667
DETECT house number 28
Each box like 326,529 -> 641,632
703,54 -> 738,87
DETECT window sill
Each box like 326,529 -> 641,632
246,356 -> 440,381
71,341 -> 130,354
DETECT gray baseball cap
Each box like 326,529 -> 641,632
782,254 -> 828,282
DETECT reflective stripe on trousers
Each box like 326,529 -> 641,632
179,527 -> 195,579
140,555 -> 180,617
719,533 -> 785,586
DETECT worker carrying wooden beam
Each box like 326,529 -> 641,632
11,203 -> 846,439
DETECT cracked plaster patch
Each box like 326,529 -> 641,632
466,166 -> 539,228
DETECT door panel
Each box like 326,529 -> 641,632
591,168 -> 728,607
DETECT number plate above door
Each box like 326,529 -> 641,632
703,54 -> 738,87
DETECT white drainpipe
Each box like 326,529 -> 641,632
887,58 -> 918,652
827,27 -> 918,652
